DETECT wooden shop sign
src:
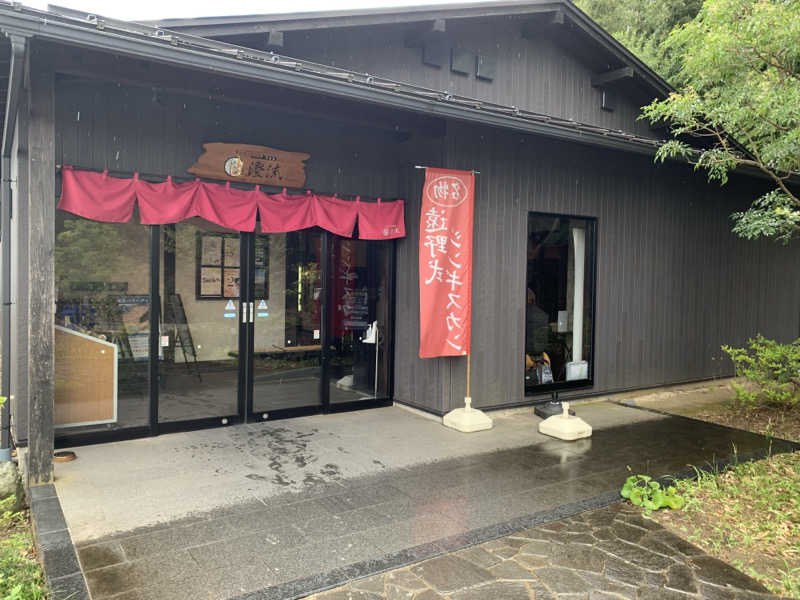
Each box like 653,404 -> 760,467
188,142 -> 310,187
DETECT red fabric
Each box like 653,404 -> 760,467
57,167 -> 405,238
136,176 -> 199,224
194,181 -> 259,231
314,195 -> 358,238
418,168 -> 474,358
58,167 -> 137,223
356,198 -> 405,239
257,189 -> 315,232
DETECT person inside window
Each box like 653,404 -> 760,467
525,287 -> 552,384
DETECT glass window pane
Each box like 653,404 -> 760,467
252,230 -> 322,414
328,238 -> 392,404
160,221 -> 240,423
525,213 -> 595,393
54,213 -> 151,436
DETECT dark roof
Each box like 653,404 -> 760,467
3,1 -> 668,156
63,0 -> 673,99
161,0 -> 671,100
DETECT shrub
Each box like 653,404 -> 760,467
722,335 -> 800,409
0,496 -> 46,600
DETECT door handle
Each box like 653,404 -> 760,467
249,302 -> 254,323
241,302 -> 247,324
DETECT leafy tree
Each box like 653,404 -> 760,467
575,0 -> 702,80
640,0 -> 800,243
55,218 -> 125,290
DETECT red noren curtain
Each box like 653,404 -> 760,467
58,166 -> 405,239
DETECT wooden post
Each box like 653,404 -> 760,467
26,46 -> 55,485
11,99 -> 30,445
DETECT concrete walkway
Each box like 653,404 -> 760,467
49,401 -> 798,600
54,403 -> 661,542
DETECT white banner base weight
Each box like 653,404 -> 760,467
538,402 -> 592,441
442,397 -> 493,433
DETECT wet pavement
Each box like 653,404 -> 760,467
59,403 -> 798,600
308,503 -> 781,600
54,403 -> 662,541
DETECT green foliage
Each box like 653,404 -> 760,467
575,0 -> 702,80
664,451 -> 800,596
641,0 -> 800,243
722,335 -> 800,408
0,496 -> 46,600
620,473 -> 685,512
55,218 -> 125,290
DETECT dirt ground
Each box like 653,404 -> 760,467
620,379 -> 800,442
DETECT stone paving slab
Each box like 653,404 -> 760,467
54,403 -> 664,542
307,503 -> 785,600
65,404 -> 799,600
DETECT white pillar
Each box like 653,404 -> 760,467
567,227 -> 587,381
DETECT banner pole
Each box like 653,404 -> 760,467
465,352 -> 471,400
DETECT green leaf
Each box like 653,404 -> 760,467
666,494 -> 685,510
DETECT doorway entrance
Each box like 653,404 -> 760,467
159,222 -> 394,429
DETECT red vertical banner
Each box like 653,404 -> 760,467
418,168 -> 474,358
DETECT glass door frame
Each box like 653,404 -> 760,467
243,230 -> 397,422
55,225 -> 395,448
154,225 -> 248,435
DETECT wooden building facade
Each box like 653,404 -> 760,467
1,2 -> 798,484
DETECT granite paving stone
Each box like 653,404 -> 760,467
55,403 -> 796,600
48,572 -> 91,600
37,530 -> 83,581
411,555 -> 495,594
310,501 -> 789,600
77,541 -> 127,571
449,581 -> 531,600
452,546 -> 501,569
667,563 -> 699,594
488,559 -> 539,580
690,556 -> 772,593
350,574 -> 386,594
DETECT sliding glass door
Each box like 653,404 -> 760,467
54,218 -> 394,443
250,230 -> 324,417
327,237 -> 393,405
158,221 -> 244,427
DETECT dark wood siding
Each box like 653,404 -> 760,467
282,18 -> 659,141
51,66 -> 800,417
393,121 -> 800,413
54,76 -> 413,199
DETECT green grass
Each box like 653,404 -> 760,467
653,451 -> 800,597
0,495 -> 47,600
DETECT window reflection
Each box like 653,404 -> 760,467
525,213 -> 595,392
54,214 -> 151,434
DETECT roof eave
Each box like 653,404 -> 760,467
1,4 -> 666,158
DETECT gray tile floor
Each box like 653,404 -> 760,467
63,405 -> 797,600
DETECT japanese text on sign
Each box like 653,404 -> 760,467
418,169 -> 474,358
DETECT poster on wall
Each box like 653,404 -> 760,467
201,236 -> 222,266
223,268 -> 240,298
223,237 -> 240,267
418,168 -> 475,358
200,267 -> 222,296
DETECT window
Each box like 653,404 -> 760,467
524,212 -> 596,393
195,233 -> 269,300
